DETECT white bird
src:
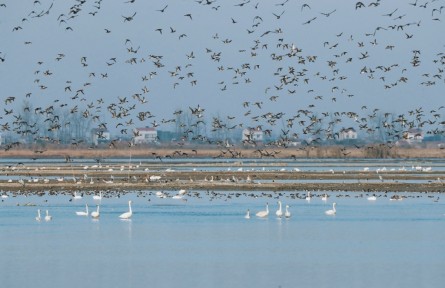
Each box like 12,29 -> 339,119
256,203 -> 269,218
367,195 -> 377,201
36,209 -> 42,221
93,191 -> 102,200
321,193 -> 328,201
156,191 -> 167,198
245,209 -> 250,219
325,203 -> 337,216
91,205 -> 100,218
73,192 -> 82,200
305,191 -> 311,201
45,210 -> 52,221
276,201 -> 283,218
119,200 -> 133,219
76,204 -> 89,216
285,205 -> 291,218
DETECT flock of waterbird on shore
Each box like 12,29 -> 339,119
0,0 -> 444,157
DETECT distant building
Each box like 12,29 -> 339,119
133,127 -> 158,144
91,128 -> 111,145
338,127 -> 357,141
403,128 -> 423,143
242,127 -> 263,144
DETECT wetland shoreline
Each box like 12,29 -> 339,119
1,148 -> 444,194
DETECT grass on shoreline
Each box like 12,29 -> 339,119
0,145 -> 444,159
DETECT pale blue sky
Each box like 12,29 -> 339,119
0,0 -> 444,140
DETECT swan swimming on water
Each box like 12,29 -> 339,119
119,200 -> 133,219
93,191 -> 102,200
285,205 -> 291,218
276,201 -> 283,218
36,209 -> 41,221
91,205 -> 100,218
325,203 -> 337,216
76,204 -> 89,216
256,203 -> 269,218
45,210 -> 52,221
245,209 -> 250,219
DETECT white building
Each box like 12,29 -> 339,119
133,127 -> 158,144
338,127 -> 357,141
91,128 -> 111,145
242,127 -> 263,144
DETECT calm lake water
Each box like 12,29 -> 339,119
1,190 -> 444,288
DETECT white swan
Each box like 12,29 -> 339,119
321,193 -> 328,201
73,192 -> 82,200
367,195 -> 377,201
45,210 -> 52,221
305,191 -> 311,201
93,191 -> 102,200
156,191 -> 167,198
245,209 -> 250,219
325,203 -> 336,216
119,200 -> 133,219
91,205 -> 100,218
36,209 -> 41,221
276,201 -> 283,218
256,203 -> 269,218
76,204 -> 89,216
285,205 -> 291,218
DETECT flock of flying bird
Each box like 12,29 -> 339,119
0,0 -> 444,155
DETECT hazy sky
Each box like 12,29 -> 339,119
0,0 -> 444,140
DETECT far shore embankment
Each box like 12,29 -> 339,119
0,145 -> 444,159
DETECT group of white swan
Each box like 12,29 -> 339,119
248,201 -> 291,219
36,200 -> 133,222
249,201 -> 337,218
35,209 -> 52,222
75,204 -> 100,218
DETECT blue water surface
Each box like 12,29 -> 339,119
1,191 -> 444,288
